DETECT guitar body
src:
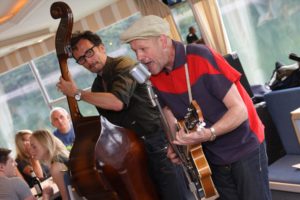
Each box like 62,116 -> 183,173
69,116 -> 118,199
189,144 -> 217,198
95,117 -> 159,200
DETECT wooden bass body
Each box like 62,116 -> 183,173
95,117 -> 159,200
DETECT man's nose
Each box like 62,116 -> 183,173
136,51 -> 144,62
85,56 -> 94,65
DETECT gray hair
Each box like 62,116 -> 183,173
49,107 -> 70,122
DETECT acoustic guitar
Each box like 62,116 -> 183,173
176,100 -> 219,200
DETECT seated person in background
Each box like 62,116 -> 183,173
15,130 -> 50,187
0,147 -> 53,200
30,129 -> 69,200
186,26 -> 199,44
50,107 -> 75,150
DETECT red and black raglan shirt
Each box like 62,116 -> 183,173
150,41 -> 264,165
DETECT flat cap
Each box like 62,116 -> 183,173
120,15 -> 170,43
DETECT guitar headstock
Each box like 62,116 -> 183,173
183,100 -> 205,131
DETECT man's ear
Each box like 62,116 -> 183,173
0,163 -> 5,170
160,35 -> 168,49
97,44 -> 106,53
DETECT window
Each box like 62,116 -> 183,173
0,13 -> 141,150
170,1 -> 202,44
33,52 -> 98,116
0,64 -> 51,149
97,13 -> 140,59
217,0 -> 300,85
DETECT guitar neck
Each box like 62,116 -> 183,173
57,55 -> 82,122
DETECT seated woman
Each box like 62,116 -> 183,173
15,130 -> 50,187
30,129 -> 70,200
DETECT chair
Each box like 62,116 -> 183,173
264,87 -> 300,198
223,52 -> 254,98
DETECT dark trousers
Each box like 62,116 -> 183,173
142,132 -> 194,200
210,142 -> 272,200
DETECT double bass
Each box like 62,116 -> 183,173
50,2 -> 158,199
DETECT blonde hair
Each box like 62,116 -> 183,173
31,129 -> 69,163
15,129 -> 32,161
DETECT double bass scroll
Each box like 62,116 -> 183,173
51,2 -> 118,199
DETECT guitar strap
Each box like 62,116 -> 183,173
182,46 -> 218,200
184,45 -> 193,104
183,45 -> 202,200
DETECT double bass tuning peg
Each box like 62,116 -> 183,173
65,45 -> 72,58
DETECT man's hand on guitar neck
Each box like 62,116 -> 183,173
166,125 -> 213,164
173,126 -> 212,146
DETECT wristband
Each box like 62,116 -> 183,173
209,127 -> 216,141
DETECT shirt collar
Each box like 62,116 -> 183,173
171,40 -> 187,71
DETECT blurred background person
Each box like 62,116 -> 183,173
0,147 -> 53,200
15,130 -> 50,187
186,26 -> 199,44
30,129 -> 69,200
50,107 -> 75,151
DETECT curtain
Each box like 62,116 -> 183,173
133,0 -> 181,41
133,0 -> 170,17
165,15 -> 181,41
187,0 -> 231,54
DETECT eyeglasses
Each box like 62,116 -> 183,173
75,45 -> 96,65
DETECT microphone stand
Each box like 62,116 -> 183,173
145,81 -> 203,200
130,63 -> 204,200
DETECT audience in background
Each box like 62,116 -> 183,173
0,147 -> 53,200
15,130 -> 50,187
50,107 -> 75,150
30,129 -> 69,200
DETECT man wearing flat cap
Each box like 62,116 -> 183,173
56,30 -> 193,200
121,15 -> 171,41
121,15 -> 271,200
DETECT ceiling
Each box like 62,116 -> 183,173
0,0 -> 117,57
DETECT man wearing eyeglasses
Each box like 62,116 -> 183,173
56,30 -> 193,200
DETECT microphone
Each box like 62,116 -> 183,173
130,63 -> 156,106
129,63 -> 151,84
289,53 -> 300,62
